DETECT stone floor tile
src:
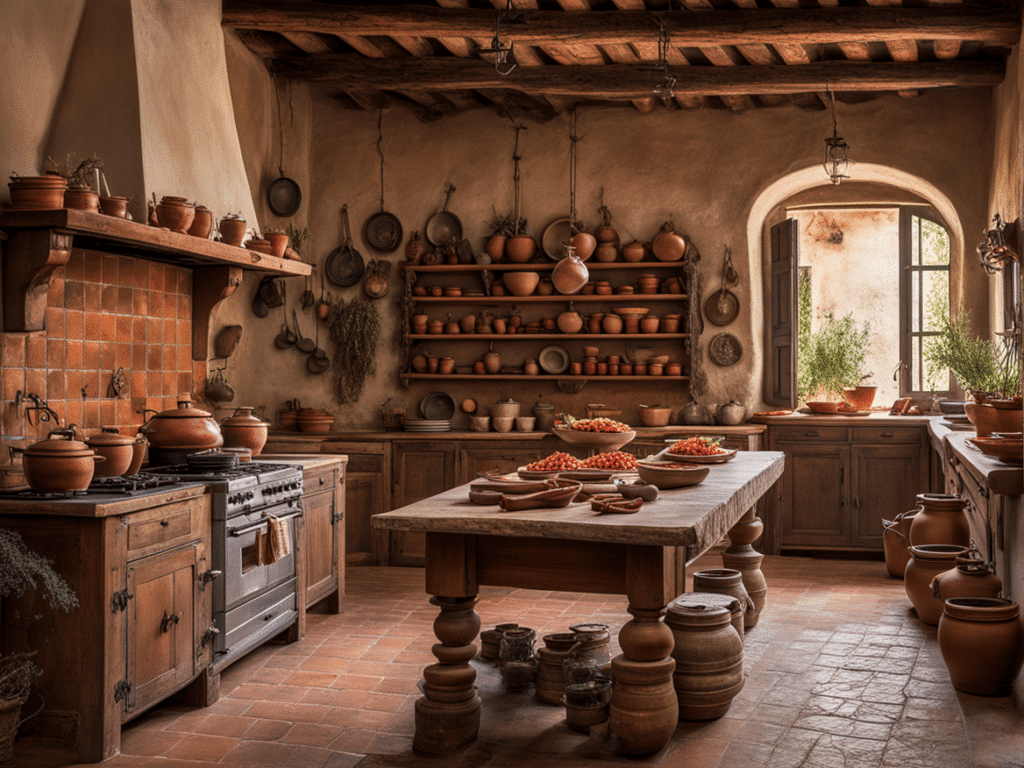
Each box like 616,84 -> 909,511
793,714 -> 893,741
243,718 -> 294,741
803,732 -> 887,768
662,737 -> 729,768
163,733 -> 240,762
718,738 -> 776,767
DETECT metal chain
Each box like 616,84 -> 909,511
377,110 -> 385,212
568,108 -> 579,234
512,123 -> 524,232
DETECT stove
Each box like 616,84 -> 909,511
0,473 -> 201,503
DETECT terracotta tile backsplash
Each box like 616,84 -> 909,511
1,251 -> 196,448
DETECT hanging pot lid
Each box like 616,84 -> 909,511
267,176 -> 301,217
705,289 -> 740,326
364,210 -> 403,253
325,204 -> 365,287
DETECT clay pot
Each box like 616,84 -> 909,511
505,235 -> 537,263
638,405 -> 672,427
964,401 -> 1022,437
551,251 -> 589,295
99,196 -> 129,218
716,400 -> 746,426
882,508 -> 917,578
504,271 -> 540,297
608,654 -> 678,756
188,205 -> 214,238
444,317 -> 460,335
439,357 -> 455,375
63,186 -> 99,212
220,406 -> 270,456
563,680 -> 612,732
155,196 -> 195,233
905,544 -> 969,626
427,319 -> 444,334
490,399 -> 520,419
557,309 -> 584,334
483,352 -> 501,375
485,235 -> 507,261
938,597 -> 1024,696
652,220 -> 686,262
265,231 -> 290,259
524,359 -> 539,376
595,225 -> 619,245
587,314 -> 603,333
492,318 -> 507,334
218,215 -> 247,246
909,493 -> 970,548
8,174 -> 68,209
127,435 -> 148,475
931,551 -> 1003,604
138,398 -> 223,466
459,314 -> 476,334
594,243 -> 618,263
536,278 -> 555,296
569,623 -> 612,673
842,385 -> 877,411
660,317 -> 680,333
480,622 -> 519,661
622,241 -> 645,263
602,314 -> 624,334
639,317 -> 660,334
85,427 -> 135,477
665,599 -> 744,720
692,569 -> 756,629
533,401 -> 556,431
570,232 -> 597,262
18,430 -> 104,492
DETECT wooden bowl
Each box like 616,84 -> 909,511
553,427 -> 636,452
636,461 -> 710,489
639,405 -> 672,427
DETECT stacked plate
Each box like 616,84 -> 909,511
403,419 -> 451,433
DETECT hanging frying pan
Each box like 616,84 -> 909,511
268,80 -> 302,216
364,210 -> 402,253
425,183 -> 463,246
325,205 -> 365,287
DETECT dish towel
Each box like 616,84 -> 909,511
263,515 -> 292,564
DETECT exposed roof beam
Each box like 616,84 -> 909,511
268,55 -> 1004,99
222,1 -> 1021,48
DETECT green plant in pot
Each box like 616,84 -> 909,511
797,311 -> 871,412
0,530 -> 78,762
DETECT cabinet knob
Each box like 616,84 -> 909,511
319,477 -> 325,486
804,431 -> 819,437
160,519 -> 169,527
881,432 -> 894,438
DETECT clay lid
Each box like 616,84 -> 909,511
85,427 -> 134,447
665,600 -> 732,626
221,407 -> 268,427
24,430 -> 94,457
153,399 -> 213,419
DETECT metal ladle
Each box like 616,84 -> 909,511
307,318 -> 330,374
274,285 -> 296,348
294,310 -> 316,353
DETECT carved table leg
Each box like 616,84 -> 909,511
413,594 -> 481,755
609,546 -> 679,756
722,506 -> 767,628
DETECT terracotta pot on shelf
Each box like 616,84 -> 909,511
220,407 -> 269,456
652,220 -> 686,262
485,235 -> 507,261
602,314 -> 624,334
188,205 -> 214,238
483,352 -> 501,375
964,402 -> 1022,436
594,243 -> 618,263
64,186 -> 100,212
557,309 -> 584,334
154,196 -> 195,233
588,314 -> 604,334
552,251 -> 589,294
218,215 -> 247,246
938,597 -> 1024,696
99,195 -> 129,218
622,241 -> 645,263
505,235 -> 537,263
8,174 -> 68,209
265,231 -> 290,258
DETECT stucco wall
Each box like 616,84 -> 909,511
222,87 -> 992,430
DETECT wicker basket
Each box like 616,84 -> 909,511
381,399 -> 406,432
0,700 -> 20,763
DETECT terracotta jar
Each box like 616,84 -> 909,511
99,195 -> 129,218
444,316 -> 460,335
483,351 -> 501,374
524,359 -> 539,376
570,231 -> 597,262
139,398 -> 223,467
652,220 -> 686,262
536,632 -> 576,704
938,597 -> 1024,696
85,427 -> 135,477
480,622 -> 519,661
485,235 -> 506,261
220,407 -> 270,456
551,250 -> 589,294
909,493 -> 970,548
583,359 -> 597,375
692,569 -> 756,629
608,654 -> 678,756
265,231 -> 289,258
459,314 -> 476,334
536,278 -> 555,296
18,430 -> 103,492
622,241 -> 645,263
127,434 -> 148,475
533,401 -> 556,432
594,243 -> 618,263
602,314 -> 624,334
427,319 -> 444,334
64,186 -> 100,212
964,401 -> 1022,437
8,174 -> 67,209
671,591 -> 743,641
505,235 -> 537,263
218,214 -> 247,246
882,508 -> 918,578
569,623 -> 611,673
439,357 -> 455,375
188,205 -> 214,238
931,551 -> 1003,605
155,196 -> 195,233
563,679 -> 612,732
905,544 -> 969,625
557,308 -> 584,334
587,313 -> 604,334
492,318 -> 507,334
665,599 -> 744,720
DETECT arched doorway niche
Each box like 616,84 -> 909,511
746,164 -> 967,410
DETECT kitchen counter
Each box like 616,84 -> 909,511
0,482 -> 208,518
267,424 -> 766,442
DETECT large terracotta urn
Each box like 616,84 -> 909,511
938,597 -> 1024,696
908,494 -> 970,548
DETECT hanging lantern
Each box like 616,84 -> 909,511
823,85 -> 850,185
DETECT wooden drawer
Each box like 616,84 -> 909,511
771,426 -> 849,443
124,497 -> 208,561
304,465 -> 341,493
853,426 -> 922,444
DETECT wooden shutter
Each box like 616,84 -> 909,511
767,218 -> 798,408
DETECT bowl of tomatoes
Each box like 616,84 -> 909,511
552,417 -> 636,452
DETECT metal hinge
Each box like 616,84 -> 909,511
200,627 -> 220,648
161,611 -> 180,632
113,679 -> 132,703
331,512 -> 344,524
111,589 -> 134,613
197,570 -> 222,591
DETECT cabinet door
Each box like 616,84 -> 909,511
778,443 -> 850,548
303,488 -> 338,609
851,444 -> 924,549
125,545 -> 198,718
458,442 -> 547,483
391,442 -> 458,566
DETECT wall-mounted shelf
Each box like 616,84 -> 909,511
405,333 -> 689,341
0,208 -> 311,360
409,294 -> 686,304
400,261 -> 688,273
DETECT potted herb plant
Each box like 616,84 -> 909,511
797,311 -> 871,411
484,209 -> 525,262
0,530 -> 78,762
46,152 -> 102,212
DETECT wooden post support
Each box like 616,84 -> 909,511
721,506 -> 767,627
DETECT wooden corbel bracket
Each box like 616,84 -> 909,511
2,228 -> 73,331
192,266 -> 243,361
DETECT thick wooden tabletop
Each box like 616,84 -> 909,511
373,451 -> 784,551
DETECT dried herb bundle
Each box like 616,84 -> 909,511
326,298 -> 381,404
0,530 -> 78,612
46,152 -> 102,188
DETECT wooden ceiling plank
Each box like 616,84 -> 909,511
677,2 -> 753,112
270,55 -> 1004,98
221,2 -> 1022,48
281,31 -> 333,54
933,40 -> 963,60
436,36 -> 473,57
393,36 -> 436,58
837,42 -> 872,62
234,28 -> 288,58
609,0 -> 646,8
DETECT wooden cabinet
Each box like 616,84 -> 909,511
300,461 -> 345,612
322,442 -> 389,566
458,441 -> 549,482
399,261 -> 693,386
769,422 -> 927,552
390,441 -> 458,566
0,489 -> 214,762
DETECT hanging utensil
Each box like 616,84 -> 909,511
294,309 -> 316,353
325,204 -> 365,287
363,259 -> 392,299
363,111 -> 403,253
705,245 -> 740,326
274,284 -> 296,349
315,266 -> 332,320
302,266 -> 315,308
425,183 -> 463,246
307,314 -> 330,374
267,79 -> 302,217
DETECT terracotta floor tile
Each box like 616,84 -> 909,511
243,700 -> 331,724
117,727 -> 185,756
242,719 -> 293,742
282,722 -> 346,748
163,733 -> 240,762
193,713 -> 258,738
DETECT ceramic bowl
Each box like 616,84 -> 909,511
503,271 -> 540,297
636,461 -> 710,489
639,405 -> 672,427
805,401 -> 841,414
515,416 -> 536,432
470,416 -> 491,432
492,416 -> 515,433
490,400 -> 521,419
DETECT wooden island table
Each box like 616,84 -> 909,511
373,450 -> 784,756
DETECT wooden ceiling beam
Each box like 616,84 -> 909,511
222,1 -> 1021,48
268,55 -> 1005,98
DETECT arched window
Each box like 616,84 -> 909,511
900,207 -> 951,396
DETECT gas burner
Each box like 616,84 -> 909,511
0,488 -> 89,501
87,474 -> 186,494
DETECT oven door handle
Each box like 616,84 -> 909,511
228,511 -> 302,538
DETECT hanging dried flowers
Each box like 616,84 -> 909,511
326,297 -> 381,404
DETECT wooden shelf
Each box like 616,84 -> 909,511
408,294 -> 686,304
404,374 -> 689,381
405,333 -> 689,341
401,261 -> 687,273
0,208 -> 311,359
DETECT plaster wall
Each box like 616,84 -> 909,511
223,87 -> 992,431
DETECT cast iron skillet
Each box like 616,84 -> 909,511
267,175 -> 301,217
